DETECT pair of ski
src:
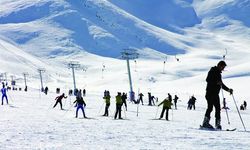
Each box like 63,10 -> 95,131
199,125 -> 236,131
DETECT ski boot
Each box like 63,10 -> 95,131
201,116 -> 214,129
216,119 -> 222,130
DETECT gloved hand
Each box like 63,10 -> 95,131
228,89 -> 233,95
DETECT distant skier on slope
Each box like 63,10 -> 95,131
138,93 -> 144,105
243,101 -> 247,110
44,86 -> 49,95
173,95 -> 179,109
158,97 -> 173,120
187,95 -> 196,110
201,61 -> 233,130
53,93 -> 67,110
121,92 -> 127,111
103,92 -> 111,116
1,84 -> 8,105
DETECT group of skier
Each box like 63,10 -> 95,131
1,60 -> 246,130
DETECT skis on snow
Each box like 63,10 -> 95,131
199,125 -> 236,131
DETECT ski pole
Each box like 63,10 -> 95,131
7,91 -> 13,104
98,101 -> 105,115
62,101 -> 75,117
221,89 -> 230,124
171,108 -> 173,121
232,94 -> 247,131
123,105 -> 127,119
154,106 -> 159,119
136,101 -> 139,117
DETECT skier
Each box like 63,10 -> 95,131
201,61 -> 233,130
240,104 -> 245,110
243,101 -> 247,110
187,98 -> 192,110
138,93 -> 144,105
114,92 -> 123,119
121,92 -> 127,111
56,88 -> 59,94
83,89 -> 86,96
158,97 -> 173,120
44,86 -> 48,95
190,95 -> 196,110
103,92 -> 111,116
24,86 -> 27,92
173,95 -> 179,109
74,96 -> 87,118
68,89 -> 73,96
148,92 -> 152,106
53,93 -> 67,110
1,85 -> 8,105
151,95 -> 156,105
148,92 -> 156,106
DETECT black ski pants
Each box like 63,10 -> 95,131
104,104 -> 110,116
205,93 -> 221,120
160,107 -> 169,120
114,104 -> 122,119
53,100 -> 63,109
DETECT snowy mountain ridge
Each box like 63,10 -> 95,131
0,0 -> 250,93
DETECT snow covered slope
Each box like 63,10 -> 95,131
0,1 -> 250,149
0,0 -> 188,58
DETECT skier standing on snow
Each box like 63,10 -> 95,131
1,84 -> 8,105
158,97 -> 173,120
114,92 -> 123,119
103,92 -> 111,116
148,92 -> 156,106
201,61 -> 233,130
83,89 -> 86,97
243,101 -> 247,110
173,95 -> 179,109
44,86 -> 49,95
138,93 -> 144,105
53,93 -> 67,110
74,95 -> 87,118
121,92 -> 127,111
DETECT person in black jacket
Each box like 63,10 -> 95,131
121,92 -> 127,111
173,95 -> 179,109
138,93 -> 144,105
201,61 -> 233,130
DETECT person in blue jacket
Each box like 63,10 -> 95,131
74,96 -> 87,118
1,84 -> 8,105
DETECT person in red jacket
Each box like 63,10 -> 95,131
53,93 -> 67,110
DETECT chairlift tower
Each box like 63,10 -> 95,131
38,68 -> 45,92
3,72 -> 7,82
0,73 -> 2,83
121,48 -> 139,101
68,61 -> 81,91
23,72 -> 28,89
10,75 -> 15,87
